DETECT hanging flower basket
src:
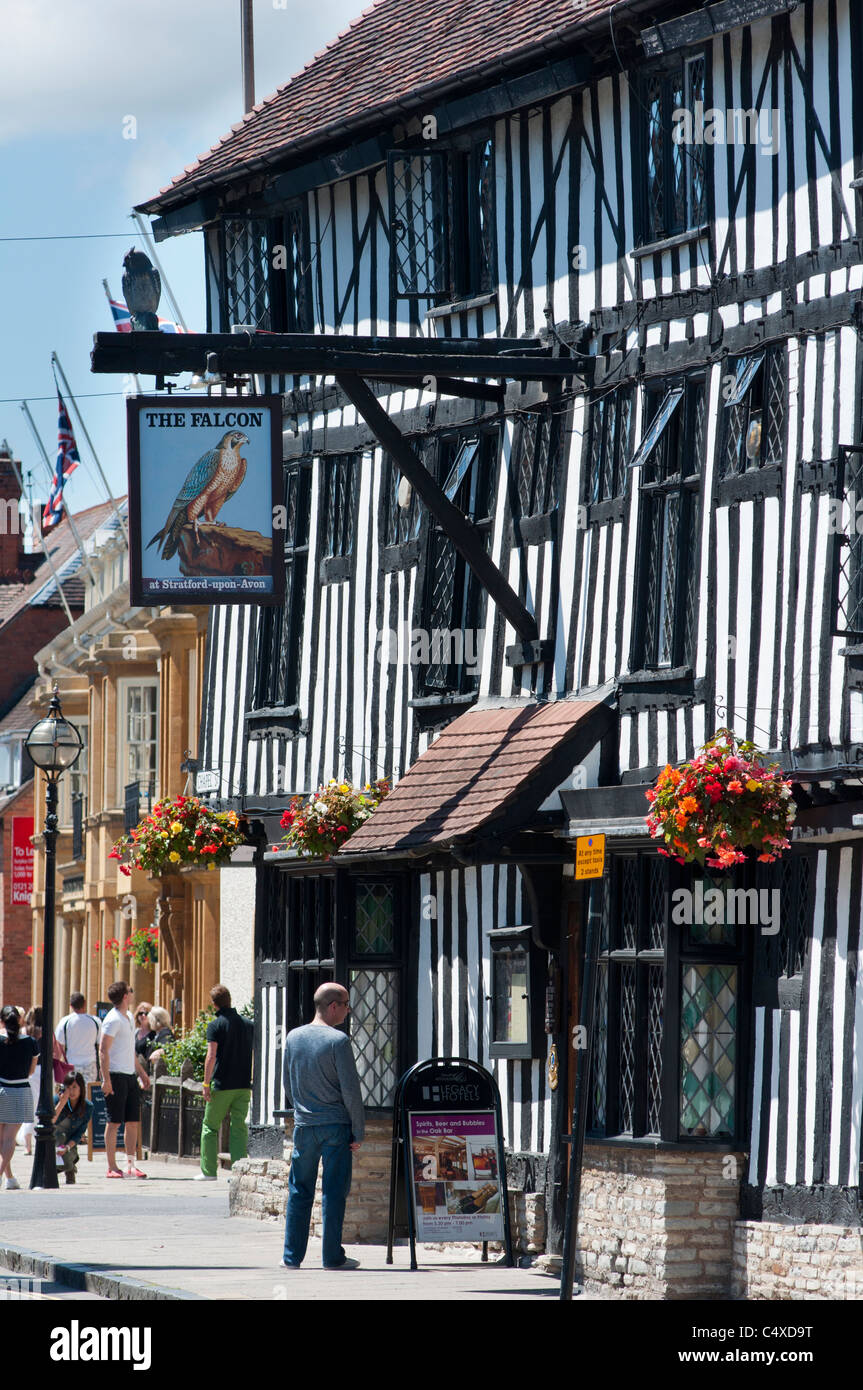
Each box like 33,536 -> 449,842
110,795 -> 246,876
94,938 -> 120,967
279,778 -> 390,859
123,925 -> 159,970
645,728 -> 795,869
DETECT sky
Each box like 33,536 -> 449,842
0,0 -> 368,518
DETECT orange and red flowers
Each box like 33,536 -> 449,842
645,729 -> 794,868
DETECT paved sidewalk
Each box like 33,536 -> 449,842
0,1152 -> 573,1301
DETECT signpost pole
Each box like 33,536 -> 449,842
559,878 -> 602,1301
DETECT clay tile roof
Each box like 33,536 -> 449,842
138,0 -> 624,213
340,698 -> 607,854
0,500 -> 120,628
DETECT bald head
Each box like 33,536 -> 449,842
314,982 -> 350,1015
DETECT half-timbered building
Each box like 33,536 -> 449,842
99,0 -> 863,1296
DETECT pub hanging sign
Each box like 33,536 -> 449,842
127,396 -> 284,606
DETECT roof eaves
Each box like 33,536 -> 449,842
136,7 -> 627,217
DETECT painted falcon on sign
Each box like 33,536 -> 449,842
146,430 -> 249,560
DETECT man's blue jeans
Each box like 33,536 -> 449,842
282,1123 -> 353,1268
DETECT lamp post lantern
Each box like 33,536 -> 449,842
24,686 -> 82,1189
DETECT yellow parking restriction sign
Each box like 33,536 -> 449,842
575,834 -> 605,880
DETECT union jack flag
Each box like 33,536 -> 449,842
108,297 -> 185,333
42,394 -> 80,531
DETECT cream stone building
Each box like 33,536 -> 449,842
27,507 -> 236,1026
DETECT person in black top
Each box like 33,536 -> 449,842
0,1005 -> 39,1190
197,985 -> 253,1181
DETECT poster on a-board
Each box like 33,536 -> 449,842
126,395 -> 283,606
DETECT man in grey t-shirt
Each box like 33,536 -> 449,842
281,982 -> 365,1270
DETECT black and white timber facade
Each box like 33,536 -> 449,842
105,0 -> 863,1295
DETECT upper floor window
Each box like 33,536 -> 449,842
382,452 -> 420,549
639,52 -> 707,242
721,347 -> 786,476
586,388 -> 634,504
254,461 -> 312,711
511,409 -> 562,523
118,680 -> 158,803
59,719 -> 88,826
420,431 -> 496,695
321,455 -> 358,574
631,376 -> 705,669
215,203 -> 312,333
388,135 -> 496,299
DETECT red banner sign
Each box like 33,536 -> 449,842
11,817 -> 34,906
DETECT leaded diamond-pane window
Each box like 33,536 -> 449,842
355,882 -> 395,955
322,455 -> 357,559
586,388 -> 633,503
471,137 -> 496,294
639,52 -> 709,242
590,856 -> 744,1144
512,410 -> 561,520
680,964 -> 737,1138
382,453 -> 419,548
833,446 -> 863,637
419,431 -> 496,695
635,377 -> 704,670
253,462 -> 311,710
223,217 -> 272,329
283,202 -> 313,333
350,968 -> 399,1108
388,151 -> 448,298
721,345 -> 786,476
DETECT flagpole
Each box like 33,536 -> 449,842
6,453 -> 83,644
19,401 -> 99,586
130,212 -> 189,332
49,353 -> 129,544
102,281 -> 143,394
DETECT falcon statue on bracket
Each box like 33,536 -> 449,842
146,430 -> 249,561
122,247 -> 161,331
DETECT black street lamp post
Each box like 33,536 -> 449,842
25,687 -> 82,1190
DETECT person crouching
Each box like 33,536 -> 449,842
53,1071 -> 94,1184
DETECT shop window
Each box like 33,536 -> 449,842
590,856 -> 746,1143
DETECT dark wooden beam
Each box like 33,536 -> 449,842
641,0 -> 798,57
336,370 -> 539,644
371,375 -> 506,404
90,330 -> 582,382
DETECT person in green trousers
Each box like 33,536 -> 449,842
196,984 -> 253,1181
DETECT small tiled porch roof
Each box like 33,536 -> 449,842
340,698 -> 609,855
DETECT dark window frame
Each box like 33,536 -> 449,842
387,133 -> 497,301
510,407 -> 563,537
418,427 -> 498,696
320,454 -> 359,582
631,375 -> 705,671
216,203 -> 312,333
719,346 -> 787,479
252,460 -> 312,713
634,48 -> 710,244
585,386 -> 635,509
590,855 -> 751,1147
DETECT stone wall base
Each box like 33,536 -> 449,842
577,1143 -> 745,1300
733,1221 -> 863,1299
